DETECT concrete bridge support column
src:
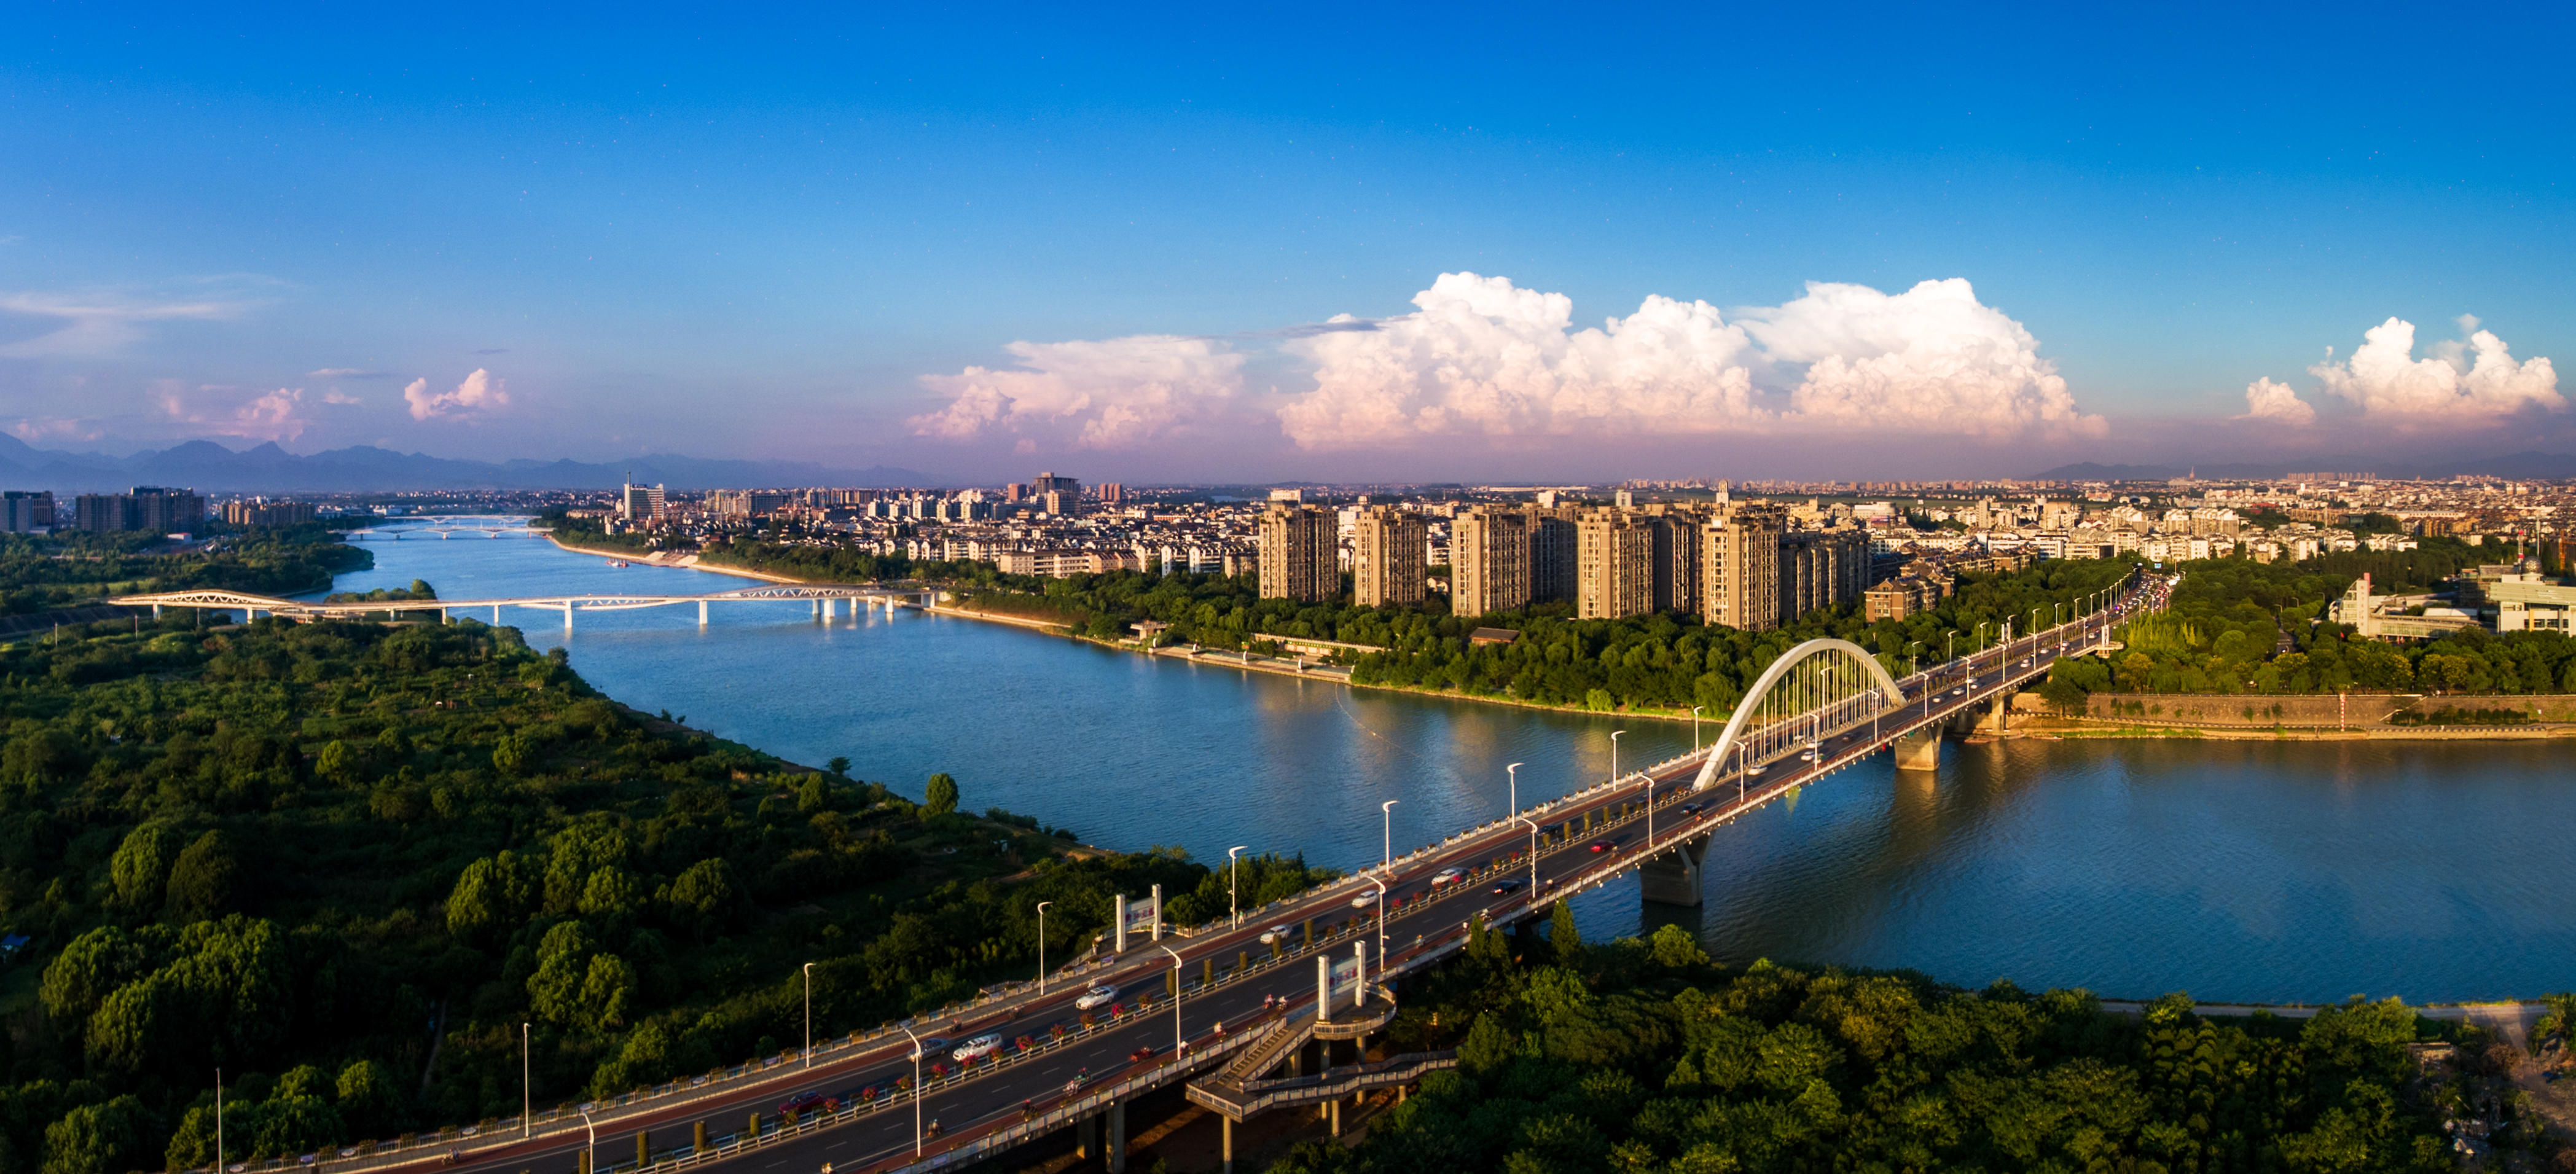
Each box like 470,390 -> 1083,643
439,608 -> 449,624
1316,955 -> 1332,1020
1106,1101 -> 1127,1173
1075,1115 -> 1095,1160
563,602 -> 574,632
493,605 -> 502,624
1638,834 -> 1710,906
1982,695 -> 2008,734
699,601 -> 708,626
1893,728 -> 1941,772
1221,1116 -> 1233,1174
152,605 -> 162,620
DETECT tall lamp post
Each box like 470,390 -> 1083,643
802,963 -> 815,1068
1226,847 -> 1248,928
520,1024 -> 531,1138
214,1069 -> 222,1174
1156,944 -> 1186,1060
1690,706 -> 1704,751
1506,762 -> 1524,814
1610,730 -> 1625,787
577,1110 -> 597,1174
1379,800 -> 1398,873
1366,875 -> 1389,963
1514,816 -> 1541,898
898,1027 -> 926,1156
1035,901 -> 1052,992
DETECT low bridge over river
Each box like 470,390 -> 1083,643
149,569 -> 2168,1174
106,583 -> 938,628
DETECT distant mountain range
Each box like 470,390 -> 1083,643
2034,452 -> 2576,482
0,437 -> 941,494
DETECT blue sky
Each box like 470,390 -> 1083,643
2,2 -> 2570,481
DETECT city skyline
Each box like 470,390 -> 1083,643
3,4 -> 2572,482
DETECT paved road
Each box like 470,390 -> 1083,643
384,578 -> 2167,1174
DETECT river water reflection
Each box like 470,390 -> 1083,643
321,523 -> 2576,1003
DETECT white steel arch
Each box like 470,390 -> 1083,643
1687,638 -> 1908,791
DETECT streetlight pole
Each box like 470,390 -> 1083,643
578,1111 -> 597,1174
1513,816 -> 1541,897
1506,762 -> 1523,814
1366,875 -> 1388,965
1226,848 -> 1247,928
1690,707 -> 1703,751
520,1024 -> 531,1138
1036,901 -> 1052,992
1156,944 -> 1185,1061
898,1027 -> 925,1156
1610,730 -> 1625,786
215,1069 -> 222,1174
1379,800 -> 1398,873
802,963 -> 815,1068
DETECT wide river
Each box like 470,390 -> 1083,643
319,522 -> 2575,1004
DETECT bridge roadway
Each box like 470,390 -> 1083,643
317,578 -> 2171,1174
106,584 -> 931,626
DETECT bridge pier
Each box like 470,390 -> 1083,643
492,605 -> 502,624
1106,1100 -> 1127,1173
1893,728 -> 1941,772
1982,695 -> 2008,734
699,600 -> 708,626
1638,834 -> 1710,906
563,601 -> 574,631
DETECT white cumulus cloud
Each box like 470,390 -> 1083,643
909,272 -> 2102,452
2308,316 -> 2560,421
910,336 -> 1243,448
1744,279 -> 2104,440
156,385 -> 312,442
1275,272 -> 1762,449
2238,377 -> 2316,425
404,368 -> 510,420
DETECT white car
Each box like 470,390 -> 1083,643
1349,893 -> 1376,909
950,1033 -> 1003,1062
1430,867 -> 1465,887
1744,764 -> 1768,777
1258,925 -> 1293,945
1075,985 -> 1118,1011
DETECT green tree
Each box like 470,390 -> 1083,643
315,739 -> 356,783
108,825 -> 180,912
41,1097 -> 152,1174
922,773 -> 960,818
1549,900 -> 1583,962
165,831 -> 237,922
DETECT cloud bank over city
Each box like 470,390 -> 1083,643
910,273 -> 2109,456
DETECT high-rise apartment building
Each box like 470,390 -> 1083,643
1648,510 -> 1709,615
1030,471 -> 1084,517
221,499 -> 316,527
1097,483 -> 1124,507
1575,511 -> 1656,620
620,475 -> 667,523
1450,508 -> 1531,617
1258,503 -> 1336,601
1,491 -> 55,533
1349,506 -> 1428,607
1703,504 -> 1786,630
72,487 -> 205,533
1530,507 -> 1581,603
1781,530 -> 1872,617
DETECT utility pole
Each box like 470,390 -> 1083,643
520,1024 -> 531,1138
802,963 -> 815,1068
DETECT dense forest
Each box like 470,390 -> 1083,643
0,526 -> 369,616
2045,539 -> 2576,702
1280,909 -> 2465,1174
0,610 -> 1331,1173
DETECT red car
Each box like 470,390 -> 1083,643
1130,1046 -> 1156,1063
778,1092 -> 829,1115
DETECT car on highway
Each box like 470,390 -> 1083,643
778,1091 -> 831,1115
1350,893 -> 1376,909
1490,879 -> 1524,896
1798,747 -> 1818,762
1680,802 -> 1705,816
952,1033 -> 1004,1062
1745,764 -> 1768,777
1259,924 -> 1293,945
1075,985 -> 1118,1011
905,1036 -> 950,1061
1129,1046 -> 1157,1063
1431,867 -> 1465,886
1587,838 -> 1616,853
